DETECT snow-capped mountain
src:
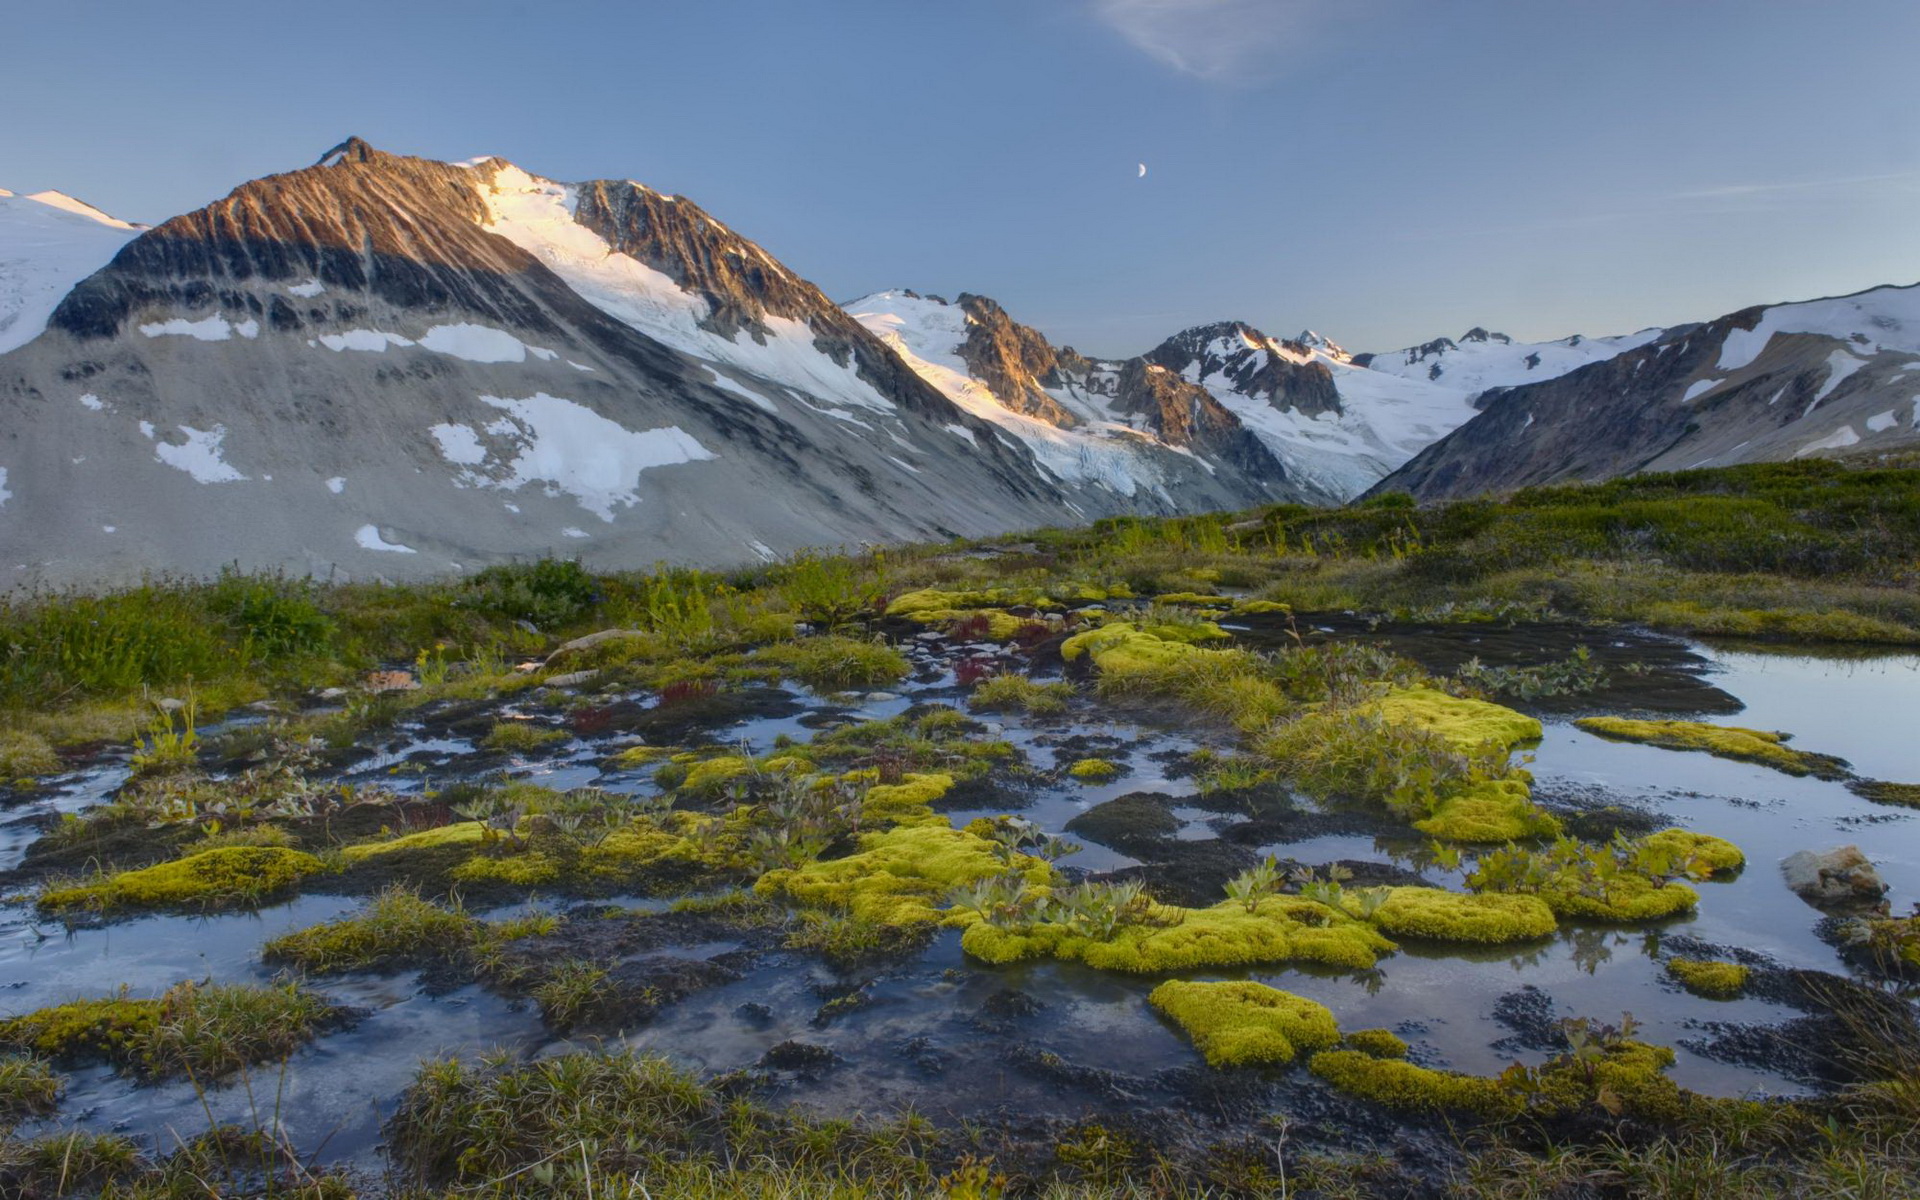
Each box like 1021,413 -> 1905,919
848,290 -> 1317,510
1,140 -> 1110,587
1354,325 -> 1663,394
0,188 -> 141,357
1372,283 -> 1920,499
1141,320 -> 1486,500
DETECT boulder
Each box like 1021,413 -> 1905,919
1781,846 -> 1887,907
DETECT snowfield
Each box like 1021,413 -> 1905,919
0,189 -> 139,356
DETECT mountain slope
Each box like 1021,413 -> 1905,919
0,140 -> 1099,587
1372,283 -> 1920,499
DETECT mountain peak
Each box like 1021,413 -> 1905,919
315,137 -> 381,167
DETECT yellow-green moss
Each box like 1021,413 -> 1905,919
1849,779 -> 1920,808
39,846 -> 325,914
1067,758 -> 1122,782
1366,688 -> 1543,755
1413,778 -> 1563,843
754,636 -> 910,691
1667,958 -> 1750,999
1371,888 -> 1557,944
0,729 -> 60,778
859,773 -> 954,828
1342,1028 -> 1409,1059
968,675 -> 1075,716
1639,829 -> 1746,877
1308,1049 -> 1519,1117
264,887 -> 477,972
757,822 -> 1049,926
607,744 -> 672,769
342,820 -> 488,861
1147,980 -> 1340,1067
1060,622 -> 1224,676
1542,875 -> 1699,922
482,721 -> 568,753
886,587 -> 1057,617
960,896 -> 1395,973
1574,717 -> 1849,779
0,997 -> 161,1062
680,755 -> 754,792
1152,592 -> 1232,608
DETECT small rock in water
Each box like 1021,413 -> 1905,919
1782,845 -> 1887,907
544,670 -> 598,689
864,691 -> 899,702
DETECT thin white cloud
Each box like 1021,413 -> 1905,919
1673,171 -> 1920,200
1089,0 -> 1319,82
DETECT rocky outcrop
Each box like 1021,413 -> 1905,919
1145,321 -> 1342,418
953,294 -> 1078,426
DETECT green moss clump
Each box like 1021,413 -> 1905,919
482,721 -> 568,753
342,820 -> 487,861
886,587 -> 1057,617
1849,779 -> 1920,808
1365,687 -> 1543,755
755,635 -> 909,691
1148,980 -> 1340,1067
1413,778 -> 1563,843
968,674 -> 1074,716
39,845 -> 325,914
1371,888 -> 1557,944
1060,622 -> 1226,676
1574,717 -> 1851,779
0,982 -> 331,1081
1668,958 -> 1750,999
0,729 -> 60,779
1308,1050 -> 1519,1117
264,886 -> 478,973
1067,758 -> 1122,782
0,1053 -> 63,1123
758,822 -> 1049,926
858,773 -> 954,828
1342,1028 -> 1409,1059
680,755 -> 754,792
0,996 -> 160,1064
1639,829 -> 1745,877
961,896 -> 1395,973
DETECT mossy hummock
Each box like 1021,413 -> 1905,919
1148,980 -> 1340,1067
1371,888 -> 1558,944
38,845 -> 326,914
1574,717 -> 1851,779
1667,958 -> 1750,998
757,820 -> 1050,926
960,896 -> 1395,973
1365,688 -> 1543,755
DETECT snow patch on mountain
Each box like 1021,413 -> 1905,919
153,425 -> 247,483
318,329 -> 414,352
1719,283 -> 1920,371
1365,327 -> 1662,394
355,525 -> 417,554
430,392 -> 715,521
141,315 -> 258,341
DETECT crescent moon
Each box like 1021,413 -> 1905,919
1137,163 -> 1147,178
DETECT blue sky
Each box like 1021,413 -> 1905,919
6,0 -> 1918,356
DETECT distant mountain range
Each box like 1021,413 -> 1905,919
1,139 -> 1914,586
